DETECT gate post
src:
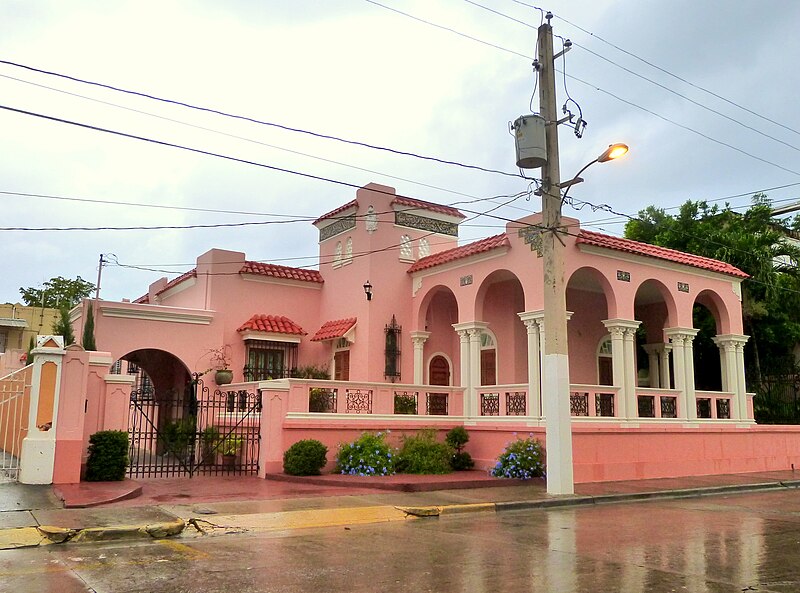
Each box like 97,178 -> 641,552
19,336 -> 65,484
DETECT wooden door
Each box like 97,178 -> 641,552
333,350 -> 350,381
599,357 -> 613,386
480,350 -> 496,386
429,355 -> 450,386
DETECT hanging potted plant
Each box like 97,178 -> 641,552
209,345 -> 233,385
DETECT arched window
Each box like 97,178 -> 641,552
399,235 -> 413,260
344,237 -> 353,264
418,237 -> 430,258
598,337 -> 613,386
334,241 -> 342,267
480,330 -> 497,386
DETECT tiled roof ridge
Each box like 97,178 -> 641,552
240,261 -> 324,283
237,314 -> 307,335
313,199 -> 358,225
392,196 -> 465,219
310,317 -> 357,342
155,269 -> 198,296
407,233 -> 510,273
576,230 -> 749,278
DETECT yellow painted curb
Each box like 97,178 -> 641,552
191,505 -> 415,534
0,527 -> 51,550
398,503 -> 497,517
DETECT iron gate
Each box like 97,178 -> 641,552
128,376 -> 261,478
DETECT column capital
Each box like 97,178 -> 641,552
452,321 -> 489,334
712,334 -> 750,347
602,318 -> 641,332
642,343 -> 671,355
664,327 -> 699,344
410,331 -> 431,346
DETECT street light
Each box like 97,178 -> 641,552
558,143 -> 630,200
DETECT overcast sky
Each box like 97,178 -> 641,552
2,0 -> 799,305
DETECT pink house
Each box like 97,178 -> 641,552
57,182 -> 800,485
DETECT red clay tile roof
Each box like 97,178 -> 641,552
407,233 -> 510,273
392,196 -> 465,219
311,317 -> 357,341
313,199 -> 358,225
576,230 -> 749,278
237,314 -> 306,335
155,269 -> 198,296
240,261 -> 324,283
133,294 -> 149,304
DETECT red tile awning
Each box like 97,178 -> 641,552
237,314 -> 306,335
310,317 -> 357,342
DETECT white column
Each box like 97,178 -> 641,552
623,325 -> 640,417
602,319 -> 639,419
713,334 -> 750,421
665,328 -> 697,421
642,344 -> 662,388
409,331 -> 430,385
683,329 -> 699,421
518,311 -> 543,417
452,322 -> 488,418
659,345 -> 672,389
19,335 -> 66,485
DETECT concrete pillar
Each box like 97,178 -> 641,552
642,344 -> 662,388
623,326 -> 640,417
713,334 -> 750,421
452,322 -> 488,418
659,345 -> 672,389
19,336 -> 65,485
664,328 -> 698,420
409,331 -> 431,385
602,319 -> 640,419
518,311 -> 543,417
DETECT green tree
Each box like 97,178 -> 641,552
82,302 -> 97,351
625,195 -> 800,387
52,307 -> 75,345
19,276 -> 95,309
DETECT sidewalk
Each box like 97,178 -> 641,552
2,469 -> 800,550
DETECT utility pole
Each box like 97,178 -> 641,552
538,15 -> 575,495
95,254 -> 105,300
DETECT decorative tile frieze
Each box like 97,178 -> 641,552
677,281 -> 690,293
319,215 -> 356,242
518,226 -> 543,257
460,275 -> 473,287
616,270 -> 631,282
395,211 -> 458,236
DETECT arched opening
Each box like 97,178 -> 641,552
118,348 -> 260,478
418,286 -> 459,385
634,279 -> 676,388
597,337 -> 613,386
429,354 -> 451,386
566,267 -> 611,385
480,330 -> 497,386
693,302 -> 722,392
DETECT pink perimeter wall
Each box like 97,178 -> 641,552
274,422 -> 800,483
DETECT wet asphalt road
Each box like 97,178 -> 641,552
2,489 -> 800,593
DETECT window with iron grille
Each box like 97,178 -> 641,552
243,340 -> 298,381
384,315 -> 401,381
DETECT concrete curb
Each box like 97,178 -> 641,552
0,518 -> 186,550
4,479 -> 798,549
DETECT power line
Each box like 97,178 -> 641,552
0,59 -> 523,180
362,2 -> 800,179
0,73 -> 500,201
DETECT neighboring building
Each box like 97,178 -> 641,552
0,304 -> 59,375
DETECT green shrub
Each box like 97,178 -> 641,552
396,429 -> 452,474
393,393 -> 418,414
85,430 -> 129,481
283,439 -> 328,475
162,416 -> 196,455
336,431 -> 395,476
446,426 -> 474,470
451,451 -> 475,471
490,435 -> 545,479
